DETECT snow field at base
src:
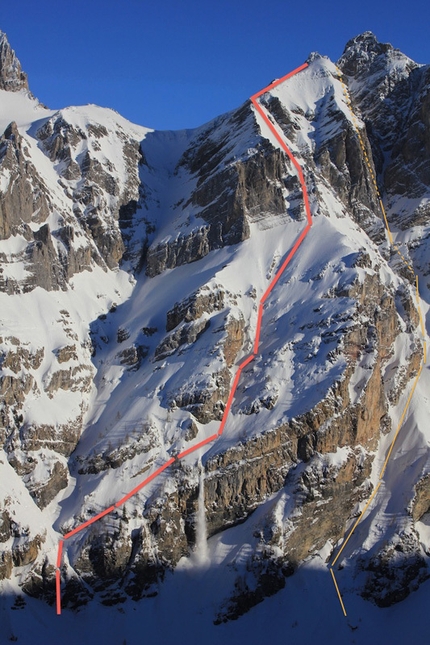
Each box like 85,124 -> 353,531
3,512 -> 430,645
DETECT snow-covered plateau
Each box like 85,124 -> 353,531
1,29 -> 430,644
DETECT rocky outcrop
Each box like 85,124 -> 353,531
17,457 -> 68,509
0,123 -> 77,292
0,509 -> 13,579
21,561 -> 56,604
0,497 -> 46,582
384,64 -> 430,207
55,344 -> 78,364
146,225 -> 215,277
18,416 -> 85,457
214,554 -> 292,624
155,318 -> 210,361
204,427 -> 295,533
67,488 -> 191,604
34,112 -> 146,275
222,313 -> 245,367
0,371 -> 34,408
170,367 -> 231,424
263,61 -> 386,243
117,343 -> 149,370
75,422 -> 159,474
275,450 -> 372,564
30,461 -> 69,508
202,390 -> 375,542
166,285 -> 225,331
37,116 -> 87,169
315,119 -> 385,241
0,550 -> 13,580
45,364 -> 93,397
412,475 -> 430,521
2,343 -> 44,373
12,532 -> 45,567
189,142 -> 287,227
0,122 -> 50,240
53,225 -> 95,280
26,223 -> 68,291
72,519 -> 134,591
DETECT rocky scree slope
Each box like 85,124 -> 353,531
0,30 -> 429,617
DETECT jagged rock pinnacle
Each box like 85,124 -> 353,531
337,32 -> 393,76
0,29 -> 29,92
342,31 -> 392,55
337,31 -> 416,78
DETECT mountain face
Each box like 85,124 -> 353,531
0,30 -> 429,639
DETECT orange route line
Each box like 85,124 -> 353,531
330,567 -> 347,617
55,62 -> 313,615
331,481 -> 382,569
330,68 -> 427,616
378,365 -> 423,480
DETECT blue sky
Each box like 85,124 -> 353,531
1,0 -> 429,130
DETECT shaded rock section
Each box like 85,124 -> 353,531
166,284 -> 225,331
360,530 -> 429,607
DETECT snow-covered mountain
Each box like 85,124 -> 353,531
1,29 -> 429,644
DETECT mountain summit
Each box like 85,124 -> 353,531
0,30 -> 429,644
0,30 -> 29,92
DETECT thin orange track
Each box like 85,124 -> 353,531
329,69 -> 427,616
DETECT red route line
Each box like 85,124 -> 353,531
63,505 -> 116,540
177,435 -> 218,460
55,539 -> 63,615
55,62 -> 312,615
254,304 -> 264,354
261,225 -> 311,305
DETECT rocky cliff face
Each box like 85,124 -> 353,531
0,30 -> 429,625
